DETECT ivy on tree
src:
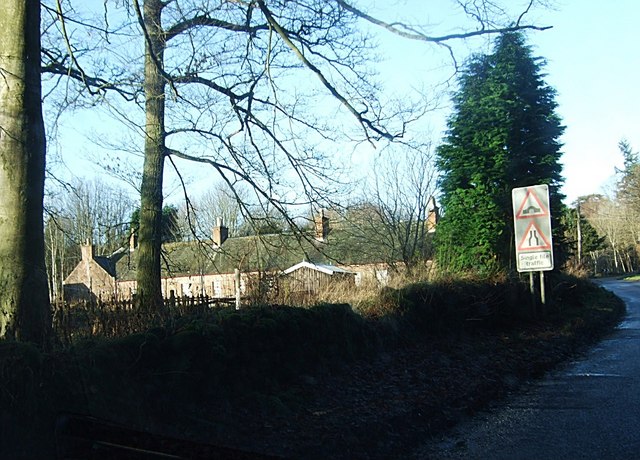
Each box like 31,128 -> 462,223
435,31 -> 565,273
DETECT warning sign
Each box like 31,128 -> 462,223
517,221 -> 552,251
512,185 -> 553,272
515,188 -> 549,219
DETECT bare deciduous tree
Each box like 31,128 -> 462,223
132,0 -> 549,309
44,178 -> 136,300
369,144 -> 438,270
40,1 -> 550,310
48,179 -> 135,248
177,183 -> 247,240
581,194 -> 637,274
342,143 -> 438,271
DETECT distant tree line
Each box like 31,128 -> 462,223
568,140 -> 640,275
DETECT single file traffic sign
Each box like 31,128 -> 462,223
512,184 -> 553,272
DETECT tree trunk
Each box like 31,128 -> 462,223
47,225 -> 58,301
626,252 -> 634,273
136,0 -> 166,311
0,0 -> 51,344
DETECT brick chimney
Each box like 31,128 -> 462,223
212,217 -> 229,247
314,209 -> 330,242
426,197 -> 439,233
129,231 -> 138,252
80,241 -> 94,261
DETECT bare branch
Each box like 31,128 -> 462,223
41,54 -> 140,100
335,0 -> 552,41
165,14 -> 268,41
41,2 -> 128,37
53,0 -> 102,97
256,0 -> 397,143
517,0 -> 536,26
172,73 -> 251,101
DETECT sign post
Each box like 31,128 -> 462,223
512,184 -> 553,307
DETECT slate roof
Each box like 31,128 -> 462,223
94,247 -> 129,277
94,256 -> 117,277
117,232 -> 320,281
114,225 -> 396,281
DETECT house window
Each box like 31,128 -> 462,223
213,279 -> 222,297
376,270 -> 389,286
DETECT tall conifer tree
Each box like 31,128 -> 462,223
435,32 -> 565,272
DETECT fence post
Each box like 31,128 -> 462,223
235,268 -> 241,310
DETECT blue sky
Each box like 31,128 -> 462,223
533,0 -> 640,202
371,0 -> 640,204
50,0 -> 639,206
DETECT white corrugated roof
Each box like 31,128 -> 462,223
283,260 -> 353,275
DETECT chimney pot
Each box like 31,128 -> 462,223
213,217 -> 229,246
426,197 -> 439,233
129,232 -> 138,252
315,209 -> 330,242
81,242 -> 94,261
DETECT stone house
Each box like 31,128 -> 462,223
63,243 -> 126,301
63,203 -> 439,303
63,217 -> 330,302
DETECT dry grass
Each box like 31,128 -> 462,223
277,262 -> 441,313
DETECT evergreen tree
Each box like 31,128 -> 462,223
561,204 -> 606,260
618,139 -> 638,172
616,139 -> 640,209
435,32 -> 565,273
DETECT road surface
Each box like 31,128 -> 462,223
413,278 -> 640,459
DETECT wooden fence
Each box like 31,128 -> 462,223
51,294 -> 239,346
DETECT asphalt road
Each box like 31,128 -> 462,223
412,279 -> 640,460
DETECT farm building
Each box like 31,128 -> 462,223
62,204 -> 438,303
281,261 -> 355,301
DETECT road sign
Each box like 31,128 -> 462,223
512,184 -> 553,272
514,188 -> 549,219
517,221 -> 552,251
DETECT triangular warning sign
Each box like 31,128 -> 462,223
517,221 -> 552,251
515,188 -> 549,219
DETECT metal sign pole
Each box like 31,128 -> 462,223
529,271 -> 536,318
529,272 -> 535,295
539,270 -> 546,316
